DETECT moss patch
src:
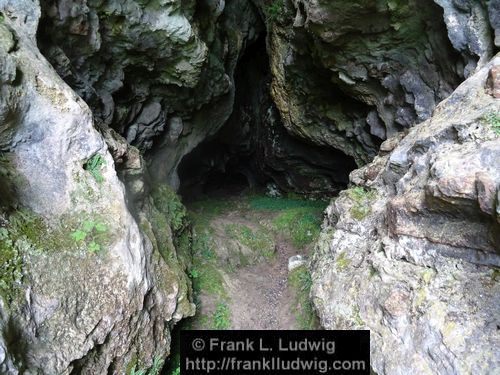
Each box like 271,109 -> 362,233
482,112 -> 500,135
347,187 -> 377,220
0,209 -> 96,305
152,185 -> 188,233
336,251 -> 351,270
272,208 -> 324,248
225,223 -> 275,259
0,225 -> 24,305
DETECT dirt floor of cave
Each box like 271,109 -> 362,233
223,213 -> 298,329
184,190 -> 327,330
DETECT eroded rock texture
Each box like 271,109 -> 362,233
38,0 -> 265,190
263,0 -> 494,166
37,0 -> 497,196
0,3 -> 193,374
312,58 -> 500,375
0,0 -> 498,373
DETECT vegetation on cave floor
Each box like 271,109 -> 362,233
162,192 -> 327,374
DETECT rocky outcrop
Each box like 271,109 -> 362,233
35,0 -> 498,196
0,3 -> 193,374
262,0 -> 494,165
311,58 -> 500,374
38,0 -> 265,190
1,0 -> 498,371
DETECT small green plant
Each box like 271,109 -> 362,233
83,154 -> 105,183
71,219 -> 108,253
212,301 -> 231,329
347,187 -> 377,220
482,112 -> 500,135
189,268 -> 199,279
265,0 -> 285,22
288,265 -> 318,329
152,186 -> 187,232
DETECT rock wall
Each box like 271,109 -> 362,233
0,0 -> 498,373
36,0 -> 498,195
0,2 -> 193,373
311,58 -> 500,374
39,0 -> 264,190
262,0 -> 494,165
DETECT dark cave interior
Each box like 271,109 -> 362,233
177,32 -> 358,200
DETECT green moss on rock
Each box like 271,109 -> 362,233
347,187 -> 377,220
152,185 -> 188,233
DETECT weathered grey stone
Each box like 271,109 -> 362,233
490,0 -> 500,47
288,255 -> 307,272
312,58 -> 500,375
434,0 -> 494,72
262,0 -> 494,168
0,7 -> 194,374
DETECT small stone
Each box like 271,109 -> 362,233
288,255 -> 307,271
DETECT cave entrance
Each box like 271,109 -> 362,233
177,24 -> 358,202
177,31 -> 269,200
177,137 -> 255,199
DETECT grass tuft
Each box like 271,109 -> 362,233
225,223 -> 275,259
249,196 -> 326,211
247,195 -> 327,249
288,265 -> 318,329
129,356 -> 164,375
212,301 -> 231,329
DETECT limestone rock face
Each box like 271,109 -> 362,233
36,0 -> 498,196
39,0 -> 264,189
263,0 -> 494,164
0,4 -> 193,374
311,58 -> 500,375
